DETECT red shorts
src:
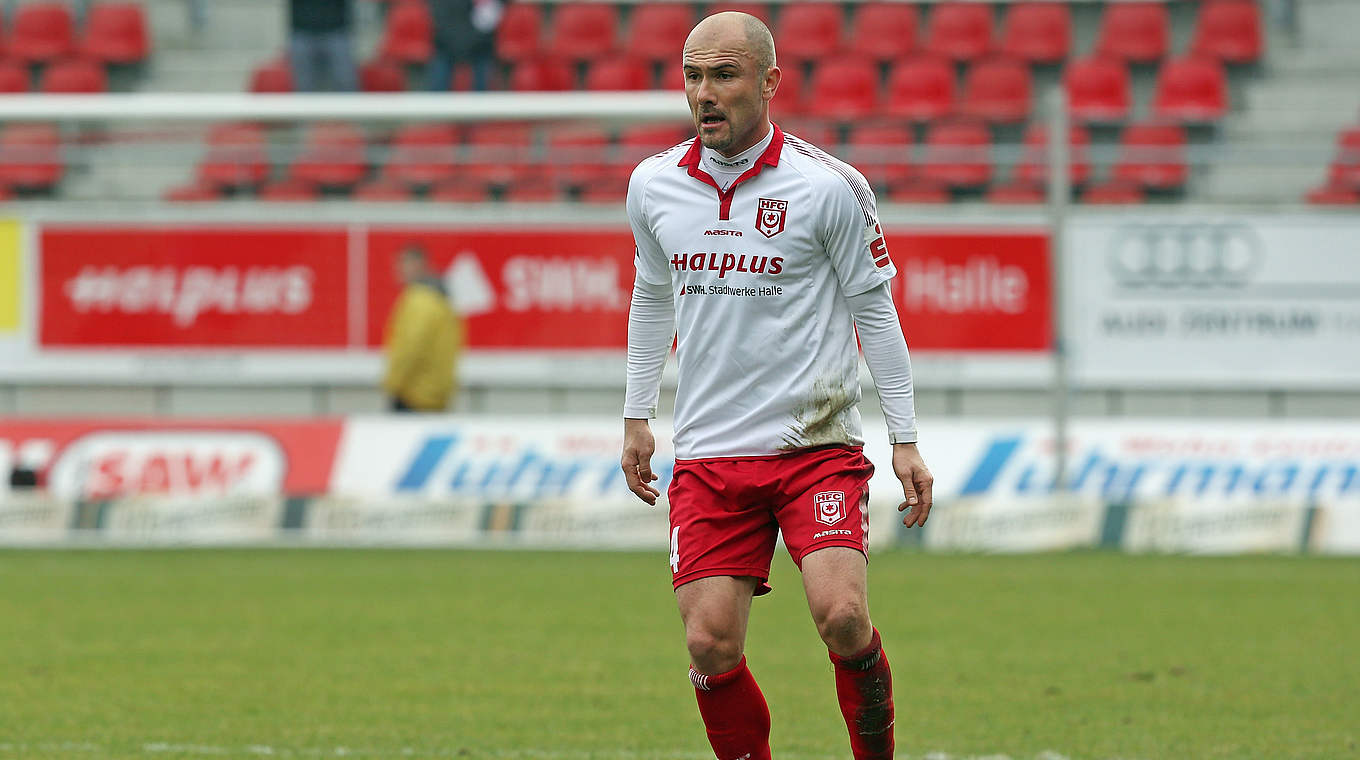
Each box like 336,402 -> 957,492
667,445 -> 875,594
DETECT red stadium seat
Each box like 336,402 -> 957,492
1114,123 -> 1188,190
886,178 -> 950,203
987,182 -> 1046,204
163,180 -> 224,203
503,173 -> 563,202
1064,57 -> 1131,124
547,3 -> 619,62
8,2 -> 75,64
360,57 -> 407,91
578,175 -> 630,202
463,121 -> 536,186
0,123 -> 64,190
508,56 -> 574,91
431,177 -> 492,202
0,60 -> 30,92
884,56 -> 956,122
258,178 -> 320,201
999,2 -> 1071,64
920,118 -> 992,188
1326,128 -> 1360,189
769,61 -> 805,116
378,0 -> 433,64
1083,180 -> 1145,204
626,4 -> 694,64
924,2 -> 994,63
383,123 -> 460,187
353,178 -> 416,201
1095,1 -> 1169,63
1191,0 -> 1263,64
40,58 -> 108,93
1152,57 -> 1230,123
495,3 -> 543,63
959,57 -> 1032,123
1306,183 -> 1360,205
779,118 -> 837,150
1014,124 -> 1092,187
249,57 -> 294,92
776,3 -> 844,63
849,3 -> 918,62
80,2 -> 150,65
545,124 -> 612,187
290,122 -> 369,189
197,123 -> 271,189
845,122 -> 913,188
618,123 -> 691,174
584,57 -> 652,90
804,57 -> 880,120
703,4 -> 772,25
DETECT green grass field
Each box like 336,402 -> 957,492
1,549 -> 1357,760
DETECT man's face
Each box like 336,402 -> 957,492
396,253 -> 424,284
682,32 -> 777,156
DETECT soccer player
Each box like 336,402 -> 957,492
620,11 -> 934,760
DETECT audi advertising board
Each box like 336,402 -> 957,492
1068,216 -> 1360,386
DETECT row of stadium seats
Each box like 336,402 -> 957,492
248,52 -> 1234,127
366,0 -> 1261,67
0,1 -> 149,65
1307,126 -> 1360,205
139,118 -> 1199,205
0,56 -> 109,92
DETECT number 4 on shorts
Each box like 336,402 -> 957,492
670,527 -> 680,573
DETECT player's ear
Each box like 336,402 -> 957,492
763,65 -> 781,102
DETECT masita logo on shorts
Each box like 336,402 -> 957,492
813,490 -> 846,526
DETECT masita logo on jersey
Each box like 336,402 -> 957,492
669,252 -> 785,278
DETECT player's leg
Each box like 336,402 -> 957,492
802,547 -> 895,760
677,576 -> 772,760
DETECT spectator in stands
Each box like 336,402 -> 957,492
288,0 -> 359,92
425,0 -> 504,91
383,246 -> 463,413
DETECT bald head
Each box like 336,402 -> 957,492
685,11 -> 776,75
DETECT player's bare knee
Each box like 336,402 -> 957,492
686,627 -> 744,674
814,601 -> 871,654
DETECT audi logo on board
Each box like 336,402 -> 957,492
1107,223 -> 1264,289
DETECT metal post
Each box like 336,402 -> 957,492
1046,86 -> 1071,492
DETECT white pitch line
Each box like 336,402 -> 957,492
0,742 -> 1087,760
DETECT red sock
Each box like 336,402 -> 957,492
690,656 -> 772,760
829,628 -> 895,760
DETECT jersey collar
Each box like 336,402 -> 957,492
677,124 -> 784,221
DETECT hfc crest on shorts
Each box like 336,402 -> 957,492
756,198 -> 788,239
813,490 -> 847,526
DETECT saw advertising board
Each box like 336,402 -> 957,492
1068,215 -> 1360,386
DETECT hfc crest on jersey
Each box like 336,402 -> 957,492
756,198 -> 788,239
813,490 -> 846,526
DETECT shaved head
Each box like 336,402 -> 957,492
682,12 -> 781,156
686,12 -> 776,74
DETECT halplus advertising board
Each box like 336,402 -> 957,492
1067,215 -> 1360,387
0,221 -> 1051,383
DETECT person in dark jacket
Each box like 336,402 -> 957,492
289,0 -> 359,92
425,0 -> 503,91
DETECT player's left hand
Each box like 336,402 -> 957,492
892,443 -> 933,528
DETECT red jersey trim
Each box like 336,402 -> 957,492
676,124 -> 784,221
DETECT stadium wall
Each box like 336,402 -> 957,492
1,206 -> 1358,419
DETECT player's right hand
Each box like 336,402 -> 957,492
621,418 -> 661,506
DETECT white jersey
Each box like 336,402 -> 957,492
626,125 -> 898,460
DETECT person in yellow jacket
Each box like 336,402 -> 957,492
383,246 -> 462,412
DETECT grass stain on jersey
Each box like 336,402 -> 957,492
780,377 -> 856,451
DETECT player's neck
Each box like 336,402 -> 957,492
701,126 -> 774,185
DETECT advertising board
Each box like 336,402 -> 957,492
1068,216 -> 1360,386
